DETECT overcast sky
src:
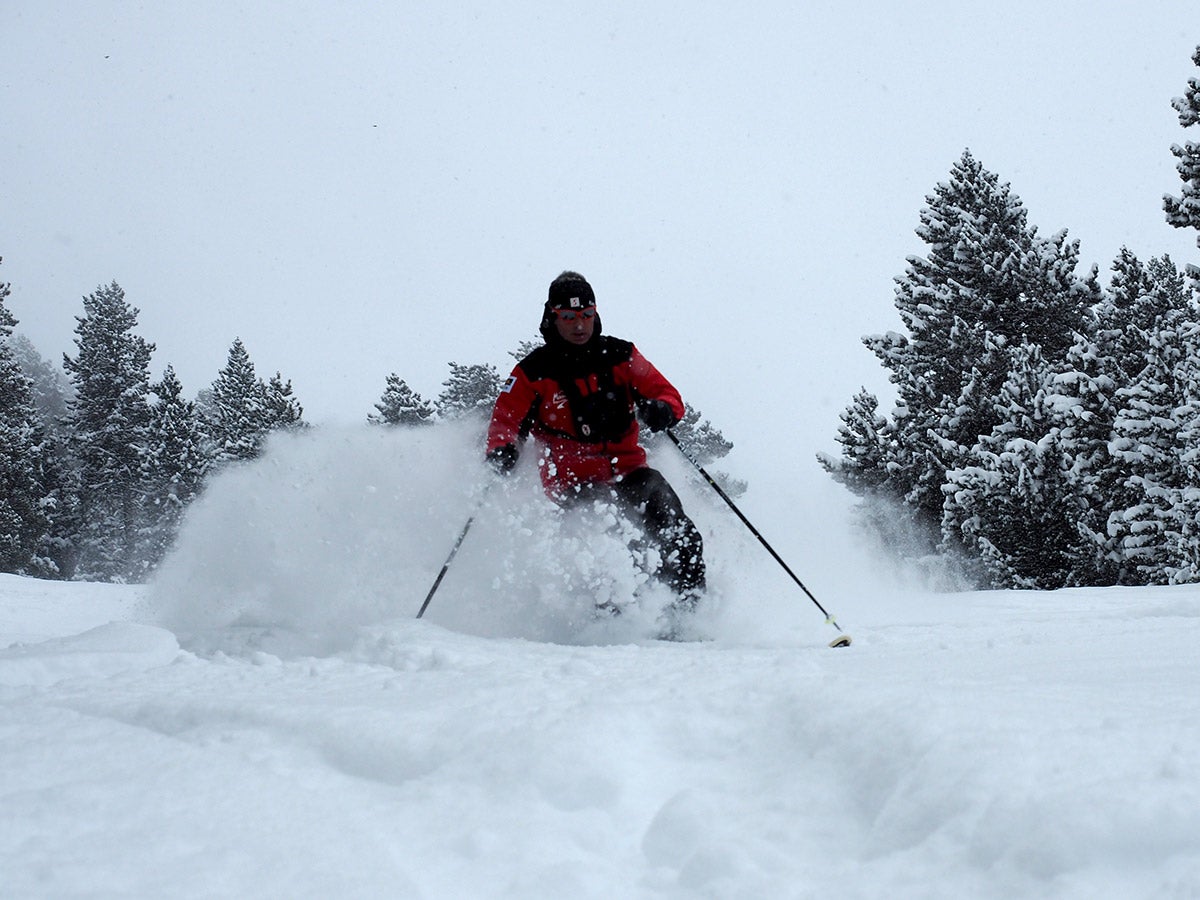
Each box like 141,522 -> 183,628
3,2 -> 1198,482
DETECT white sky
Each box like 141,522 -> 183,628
3,2 -> 1198,478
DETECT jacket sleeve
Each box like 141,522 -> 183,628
487,366 -> 539,454
627,346 -> 685,421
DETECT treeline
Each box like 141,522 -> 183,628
821,45 -> 1200,589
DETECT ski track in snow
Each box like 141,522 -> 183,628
3,426 -> 1200,898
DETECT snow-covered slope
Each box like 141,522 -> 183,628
3,427 -> 1199,898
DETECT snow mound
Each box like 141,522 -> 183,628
0,621 -> 179,686
0,572 -> 143,643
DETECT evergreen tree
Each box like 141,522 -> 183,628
1053,330 -> 1124,585
369,373 -> 434,426
0,263 -> 56,574
1107,328 -> 1188,584
205,338 -> 268,463
1074,253 -> 1196,582
5,321 -> 78,579
436,362 -> 503,418
263,372 -> 306,432
1104,255 -> 1196,584
1164,45 -> 1200,251
138,366 -> 209,573
877,151 -> 1090,406
62,282 -> 154,581
203,341 -> 307,464
1100,248 -> 1155,379
818,389 -> 891,493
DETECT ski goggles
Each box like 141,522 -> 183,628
553,307 -> 597,322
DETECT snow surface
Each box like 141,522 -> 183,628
3,424 -> 1200,898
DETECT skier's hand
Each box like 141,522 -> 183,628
486,443 -> 519,475
640,399 -> 678,433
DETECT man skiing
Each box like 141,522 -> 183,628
485,271 -> 706,630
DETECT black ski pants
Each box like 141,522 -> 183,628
568,466 -> 706,599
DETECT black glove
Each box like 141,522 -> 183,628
640,399 -> 678,433
486,443 -> 519,474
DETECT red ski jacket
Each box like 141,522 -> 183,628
486,336 -> 685,496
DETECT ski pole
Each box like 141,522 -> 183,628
665,429 -> 851,647
416,483 -> 492,619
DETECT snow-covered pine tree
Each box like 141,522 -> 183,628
262,372 -> 306,432
1088,254 -> 1197,582
829,151 -> 1095,555
1164,45 -> 1200,252
205,338 -> 269,464
436,362 -> 503,419
4,322 -> 78,579
1107,318 -> 1191,584
8,333 -> 77,577
818,389 -> 891,494
201,344 -> 306,464
369,373 -> 434,426
137,366 -> 209,574
0,263 -> 57,575
1100,248 -> 1155,377
61,281 -> 155,582
1052,329 -> 1124,585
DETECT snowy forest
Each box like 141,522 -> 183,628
0,279 -> 308,582
4,46 -> 1200,590
821,45 -> 1200,590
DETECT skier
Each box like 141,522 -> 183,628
485,271 -> 706,632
